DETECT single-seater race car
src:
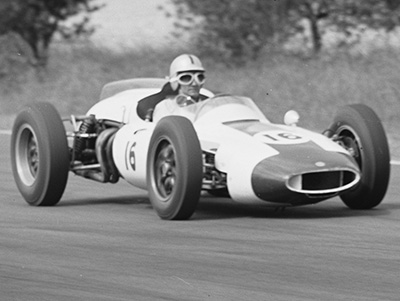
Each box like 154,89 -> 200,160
11,78 -> 391,220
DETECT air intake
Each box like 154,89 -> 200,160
287,170 -> 359,194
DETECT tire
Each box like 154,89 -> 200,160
147,116 -> 203,220
328,104 -> 390,209
10,102 -> 70,206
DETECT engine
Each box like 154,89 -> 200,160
67,115 -> 121,183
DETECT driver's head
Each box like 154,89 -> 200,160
169,54 -> 206,100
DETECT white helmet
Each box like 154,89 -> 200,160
169,54 -> 205,79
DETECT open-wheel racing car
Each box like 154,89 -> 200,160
11,78 -> 391,220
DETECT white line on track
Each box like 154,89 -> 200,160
1,129 -> 400,165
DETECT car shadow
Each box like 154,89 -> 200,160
58,195 -> 150,207
192,196 -> 392,221
57,194 -> 393,221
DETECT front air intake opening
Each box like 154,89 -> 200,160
288,170 -> 357,192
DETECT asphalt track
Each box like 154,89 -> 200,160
1,131 -> 400,301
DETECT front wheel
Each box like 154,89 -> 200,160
11,102 -> 70,206
328,104 -> 390,209
146,116 -> 203,220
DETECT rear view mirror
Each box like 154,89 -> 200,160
284,110 -> 299,126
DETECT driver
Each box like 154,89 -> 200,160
152,54 -> 208,122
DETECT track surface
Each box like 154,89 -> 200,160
1,132 -> 400,301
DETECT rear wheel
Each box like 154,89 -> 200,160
147,116 -> 203,220
329,104 -> 390,209
11,102 -> 70,206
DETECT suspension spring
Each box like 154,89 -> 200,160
73,115 -> 96,160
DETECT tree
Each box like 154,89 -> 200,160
164,0 -> 288,64
0,0 -> 103,67
165,0 -> 400,62
285,0 -> 329,54
286,0 -> 400,54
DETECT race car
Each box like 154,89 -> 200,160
10,78 -> 391,220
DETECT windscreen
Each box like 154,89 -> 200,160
193,94 -> 268,123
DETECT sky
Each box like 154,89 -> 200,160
90,0 -> 175,49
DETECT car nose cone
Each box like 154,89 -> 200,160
251,145 -> 360,205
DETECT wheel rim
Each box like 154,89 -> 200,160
153,140 -> 177,201
15,124 -> 39,186
336,125 -> 362,168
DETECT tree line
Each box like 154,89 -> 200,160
165,0 -> 400,63
1,0 -> 400,70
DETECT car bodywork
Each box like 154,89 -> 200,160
86,79 -> 360,206
11,77 -> 391,219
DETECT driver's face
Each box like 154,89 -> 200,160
179,83 -> 201,99
178,73 -> 203,99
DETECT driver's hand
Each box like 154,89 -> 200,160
175,95 -> 195,107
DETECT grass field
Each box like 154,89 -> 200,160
1,44 -> 399,142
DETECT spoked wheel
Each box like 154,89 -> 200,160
11,102 -> 70,206
154,143 -> 177,199
328,104 -> 390,209
147,116 -> 203,220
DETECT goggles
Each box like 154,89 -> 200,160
174,72 -> 206,86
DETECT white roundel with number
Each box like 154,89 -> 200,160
254,130 -> 310,145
